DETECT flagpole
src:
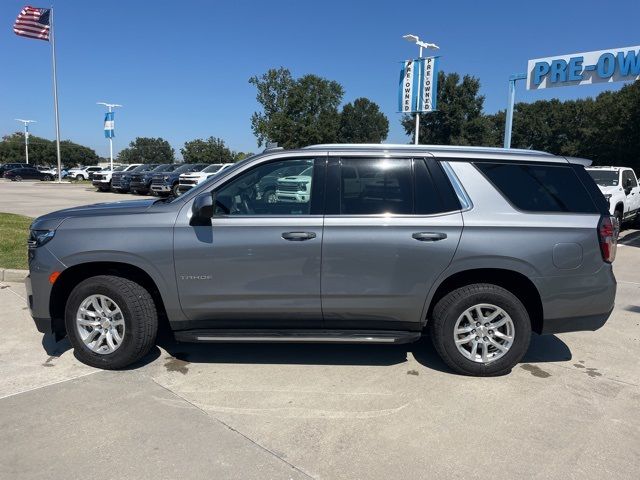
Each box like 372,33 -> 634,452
49,6 -> 62,182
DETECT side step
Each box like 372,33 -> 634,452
174,329 -> 422,345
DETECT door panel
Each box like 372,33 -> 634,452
321,214 -> 462,327
320,156 -> 463,328
173,156 -> 325,329
174,216 -> 323,327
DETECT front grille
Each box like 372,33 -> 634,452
277,183 -> 299,192
130,174 -> 143,182
152,175 -> 165,185
93,174 -> 105,181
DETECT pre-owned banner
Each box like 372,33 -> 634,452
398,57 -> 439,113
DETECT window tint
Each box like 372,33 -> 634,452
339,158 -> 413,214
476,162 -> 598,213
215,159 -> 316,216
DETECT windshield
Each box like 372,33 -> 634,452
202,164 -> 226,173
113,165 -> 126,172
131,164 -> 158,172
151,164 -> 176,173
587,170 -> 618,186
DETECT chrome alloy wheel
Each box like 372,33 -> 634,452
76,295 -> 125,354
453,304 -> 515,364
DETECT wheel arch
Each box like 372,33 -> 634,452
49,261 -> 170,338
425,268 -> 544,334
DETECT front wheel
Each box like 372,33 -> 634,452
171,183 -> 180,197
14,175 -> 22,182
65,275 -> 158,369
430,283 -> 531,376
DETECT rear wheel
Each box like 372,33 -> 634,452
430,283 -> 531,376
65,275 -> 158,369
43,175 -> 52,181
14,175 -> 22,182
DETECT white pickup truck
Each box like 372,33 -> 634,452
275,166 -> 314,203
92,164 -> 139,191
586,166 -> 640,226
178,163 -> 234,194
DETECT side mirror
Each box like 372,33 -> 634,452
189,193 -> 214,226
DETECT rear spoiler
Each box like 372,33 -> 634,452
564,157 -> 592,166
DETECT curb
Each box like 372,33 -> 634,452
0,268 -> 28,282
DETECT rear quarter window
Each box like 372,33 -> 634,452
475,162 -> 598,214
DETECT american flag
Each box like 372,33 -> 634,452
13,6 -> 50,41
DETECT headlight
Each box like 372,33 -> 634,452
163,175 -> 170,181
298,182 -> 307,191
28,230 -> 55,248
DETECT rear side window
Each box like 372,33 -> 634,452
476,162 -> 598,213
340,158 -> 413,214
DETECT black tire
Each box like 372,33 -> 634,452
76,174 -> 85,181
614,209 -> 623,230
171,182 -> 180,197
43,175 -> 52,181
65,275 -> 158,369
15,175 -> 22,182
430,283 -> 531,377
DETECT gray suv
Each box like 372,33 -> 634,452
26,145 -> 617,376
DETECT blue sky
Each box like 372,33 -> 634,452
1,0 -> 638,159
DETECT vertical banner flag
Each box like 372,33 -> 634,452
398,57 -> 439,112
104,112 -> 115,138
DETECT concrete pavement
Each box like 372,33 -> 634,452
0,180 -> 146,218
0,232 -> 639,479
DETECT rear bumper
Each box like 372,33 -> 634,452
534,264 -> 617,335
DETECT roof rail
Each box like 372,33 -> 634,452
302,143 -> 553,156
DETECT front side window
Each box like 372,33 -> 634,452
476,162 -> 598,213
214,158 -> 317,216
622,170 -> 638,188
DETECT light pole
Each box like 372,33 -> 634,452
403,34 -> 439,145
15,119 -> 36,164
97,102 -> 122,170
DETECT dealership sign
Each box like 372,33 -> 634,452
398,57 -> 439,112
527,45 -> 640,90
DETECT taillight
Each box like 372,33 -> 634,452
598,216 -> 617,263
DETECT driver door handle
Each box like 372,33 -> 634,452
282,231 -> 316,241
412,232 -> 447,242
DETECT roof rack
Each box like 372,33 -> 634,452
302,143 -> 553,156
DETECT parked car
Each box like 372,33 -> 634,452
3,166 -> 54,181
26,144 -> 616,376
150,163 -> 207,197
586,166 -> 640,226
275,166 -> 314,203
111,164 -> 159,193
93,164 -> 137,192
178,163 -> 234,194
0,162 -> 27,176
130,164 -> 181,195
67,166 -> 103,181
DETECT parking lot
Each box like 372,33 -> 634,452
0,182 -> 639,479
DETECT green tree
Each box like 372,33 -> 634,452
0,133 -> 98,168
117,137 -> 174,164
402,71 -> 493,146
338,98 -> 389,143
181,137 -> 235,164
249,67 -> 344,148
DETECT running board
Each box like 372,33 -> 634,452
174,329 -> 422,345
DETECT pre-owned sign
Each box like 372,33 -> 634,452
527,45 -> 640,90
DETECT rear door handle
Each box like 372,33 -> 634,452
282,231 -> 317,241
412,232 -> 447,242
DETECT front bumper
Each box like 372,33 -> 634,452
26,245 -> 66,336
276,192 -> 309,203
151,184 -> 171,192
130,180 -> 151,192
